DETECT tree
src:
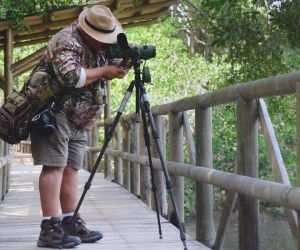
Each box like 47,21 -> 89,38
172,0 -> 298,83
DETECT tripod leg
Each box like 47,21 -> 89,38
140,86 -> 188,250
140,107 -> 163,239
69,81 -> 135,230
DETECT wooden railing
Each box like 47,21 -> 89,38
0,140 -> 12,201
85,71 -> 300,250
15,71 -> 300,249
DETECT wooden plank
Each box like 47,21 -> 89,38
0,157 -> 209,250
258,98 -> 297,237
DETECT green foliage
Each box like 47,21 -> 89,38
269,0 -> 300,48
172,0 -> 292,83
110,18 -> 222,114
0,0 -> 85,29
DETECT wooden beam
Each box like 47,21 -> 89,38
104,148 -> 300,210
119,9 -> 168,24
214,191 -> 237,250
258,98 -> 297,237
12,47 -> 46,75
150,71 -> 300,116
123,19 -> 159,29
12,37 -> 50,48
15,18 -> 76,36
13,30 -> 58,43
13,58 -> 41,77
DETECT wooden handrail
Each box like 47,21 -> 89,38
96,148 -> 300,211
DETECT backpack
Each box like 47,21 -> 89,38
0,90 -> 33,144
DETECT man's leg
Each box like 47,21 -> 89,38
60,166 -> 103,243
60,166 -> 78,213
38,166 -> 81,248
39,166 -> 64,216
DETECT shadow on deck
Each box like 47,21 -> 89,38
0,155 -> 209,250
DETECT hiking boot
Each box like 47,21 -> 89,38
37,216 -> 81,248
62,214 -> 103,243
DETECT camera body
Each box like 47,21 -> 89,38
31,107 -> 57,135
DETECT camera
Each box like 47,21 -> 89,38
31,106 -> 57,135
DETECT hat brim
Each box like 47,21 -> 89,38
78,8 -> 123,44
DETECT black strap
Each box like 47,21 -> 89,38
85,17 -> 116,34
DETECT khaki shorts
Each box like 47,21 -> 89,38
30,112 -> 87,169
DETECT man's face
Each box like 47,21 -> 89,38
78,26 -> 106,51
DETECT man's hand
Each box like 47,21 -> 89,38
84,65 -> 127,85
101,65 -> 127,80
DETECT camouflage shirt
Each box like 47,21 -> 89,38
24,21 -> 111,130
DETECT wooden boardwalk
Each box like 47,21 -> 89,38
0,156 -> 209,250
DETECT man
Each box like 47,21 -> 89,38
25,5 -> 128,248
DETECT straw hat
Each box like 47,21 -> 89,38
78,5 -> 123,44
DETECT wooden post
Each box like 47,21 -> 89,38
104,82 -> 113,179
236,97 -> 259,250
83,130 -> 91,171
0,140 -> 3,200
91,124 -> 99,169
4,143 -> 11,194
122,123 -> 131,192
131,121 -> 140,196
114,123 -> 123,185
3,29 -> 12,198
169,112 -> 184,226
4,28 -> 13,98
195,106 -> 215,247
140,123 -> 151,207
151,115 -> 167,216
296,84 -> 300,250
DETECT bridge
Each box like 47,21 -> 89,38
2,70 -> 300,249
1,1 -> 300,250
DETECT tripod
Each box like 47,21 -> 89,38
70,57 -> 188,250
